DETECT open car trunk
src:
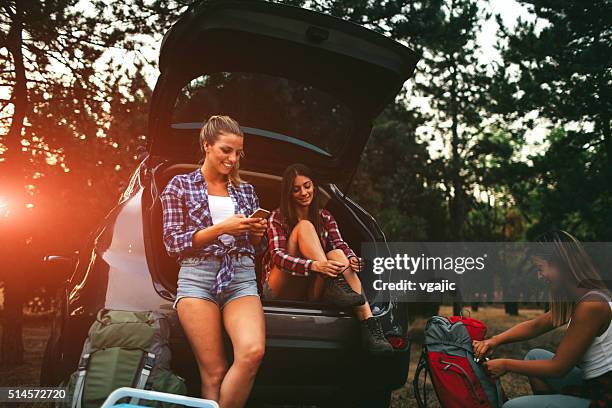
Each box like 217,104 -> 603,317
147,0 -> 420,190
145,163 -> 402,398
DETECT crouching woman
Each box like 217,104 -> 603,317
474,230 -> 611,407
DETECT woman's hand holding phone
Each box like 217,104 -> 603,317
247,208 -> 269,238
248,217 -> 267,238
220,214 -> 263,237
249,208 -> 271,219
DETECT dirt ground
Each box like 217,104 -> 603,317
0,305 -> 564,407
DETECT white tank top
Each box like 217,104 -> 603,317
208,195 -> 235,246
568,290 -> 612,379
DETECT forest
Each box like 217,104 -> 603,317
0,0 -> 610,366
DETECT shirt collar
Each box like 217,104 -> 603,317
192,168 -> 205,184
191,168 -> 234,191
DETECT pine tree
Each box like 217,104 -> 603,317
493,0 -> 612,240
0,0 -> 154,365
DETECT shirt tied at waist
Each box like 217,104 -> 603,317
209,243 -> 252,295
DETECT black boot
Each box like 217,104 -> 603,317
321,275 -> 365,308
360,317 -> 393,354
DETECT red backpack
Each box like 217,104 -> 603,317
413,315 -> 506,407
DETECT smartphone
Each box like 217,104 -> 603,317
249,208 -> 271,219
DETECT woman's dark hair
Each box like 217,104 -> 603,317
279,163 -> 324,240
531,229 -> 607,326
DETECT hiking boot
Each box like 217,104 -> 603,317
360,317 -> 393,354
321,275 -> 366,308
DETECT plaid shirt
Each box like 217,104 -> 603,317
160,168 -> 267,294
261,208 -> 356,285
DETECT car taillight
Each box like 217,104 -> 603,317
386,335 -> 408,350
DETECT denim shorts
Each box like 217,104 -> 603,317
173,254 -> 259,310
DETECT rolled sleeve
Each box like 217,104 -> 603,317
268,211 -> 311,277
324,210 -> 356,259
160,179 -> 196,257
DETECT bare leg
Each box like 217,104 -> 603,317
524,349 -> 560,395
308,273 -> 327,301
325,249 -> 373,320
219,296 -> 266,408
267,219 -> 328,300
177,298 -> 227,401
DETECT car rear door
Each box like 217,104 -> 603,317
148,0 -> 420,189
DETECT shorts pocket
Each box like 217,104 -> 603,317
190,259 -> 221,272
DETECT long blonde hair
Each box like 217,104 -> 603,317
199,115 -> 245,187
532,230 -> 608,326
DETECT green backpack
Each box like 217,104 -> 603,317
61,309 -> 187,408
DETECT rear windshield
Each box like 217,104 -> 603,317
172,72 -> 353,156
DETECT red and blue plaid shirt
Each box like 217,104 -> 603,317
261,208 -> 356,285
160,168 -> 267,294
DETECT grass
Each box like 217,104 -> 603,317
0,305 -> 564,407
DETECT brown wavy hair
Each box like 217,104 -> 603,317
279,163 -> 324,241
531,230 -> 609,326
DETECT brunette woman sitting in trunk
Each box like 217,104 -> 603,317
260,163 -> 392,353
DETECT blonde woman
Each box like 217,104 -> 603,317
161,115 -> 268,408
473,230 -> 611,407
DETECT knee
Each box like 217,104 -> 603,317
525,348 -> 550,361
295,219 -> 315,234
235,343 -> 265,369
326,248 -> 345,259
200,365 -> 227,388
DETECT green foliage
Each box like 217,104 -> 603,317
0,1 -> 156,255
493,0 -> 612,240
350,101 -> 448,241
0,0 -> 608,316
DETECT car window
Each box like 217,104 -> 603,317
172,72 -> 353,156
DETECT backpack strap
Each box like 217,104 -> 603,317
495,378 -> 507,407
71,353 -> 90,408
130,352 -> 156,405
413,350 -> 428,408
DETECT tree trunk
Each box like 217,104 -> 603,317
0,273 -> 25,366
449,66 -> 465,241
505,302 -> 519,316
2,4 -> 27,166
0,3 -> 28,367
453,302 -> 463,316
